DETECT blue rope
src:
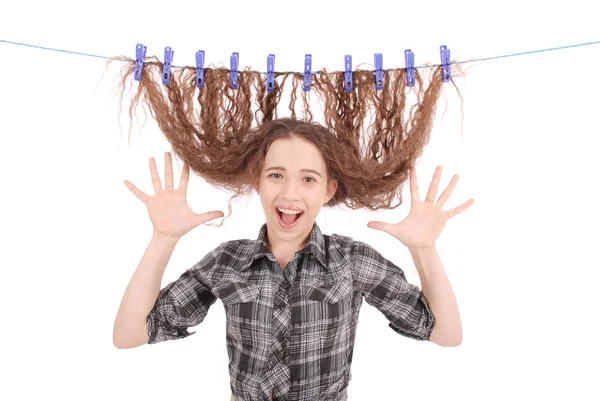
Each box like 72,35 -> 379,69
0,39 -> 112,60
448,40 -> 600,66
1,38 -> 599,73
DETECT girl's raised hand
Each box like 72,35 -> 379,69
124,152 -> 224,239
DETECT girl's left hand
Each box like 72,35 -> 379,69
367,166 -> 474,250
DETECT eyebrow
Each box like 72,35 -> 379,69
264,166 -> 322,178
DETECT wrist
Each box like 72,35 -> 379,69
152,231 -> 181,243
409,246 -> 438,254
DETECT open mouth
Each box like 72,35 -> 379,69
276,208 -> 304,227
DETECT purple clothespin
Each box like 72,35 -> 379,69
230,52 -> 239,90
162,47 -> 174,85
440,45 -> 451,82
134,43 -> 147,81
196,50 -> 205,88
344,55 -> 352,92
267,54 -> 275,92
405,49 -> 415,87
374,53 -> 384,90
303,54 -> 312,91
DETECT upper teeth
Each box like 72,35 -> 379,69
278,208 -> 302,215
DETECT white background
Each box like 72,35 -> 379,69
1,0 -> 599,400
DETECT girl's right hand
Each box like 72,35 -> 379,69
124,152 -> 224,239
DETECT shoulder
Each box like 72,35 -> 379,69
326,232 -> 354,258
219,238 -> 255,258
327,233 -> 380,273
328,232 -> 353,248
187,240 -> 253,277
328,233 -> 376,259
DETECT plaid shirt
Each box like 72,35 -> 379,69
147,222 -> 434,401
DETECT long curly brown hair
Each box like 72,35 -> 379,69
107,53 -> 463,227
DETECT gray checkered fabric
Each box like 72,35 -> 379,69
147,222 -> 434,401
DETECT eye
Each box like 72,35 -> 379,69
268,173 -> 315,182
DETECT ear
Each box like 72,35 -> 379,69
326,179 -> 338,202
253,178 -> 260,195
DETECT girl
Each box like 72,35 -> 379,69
113,118 -> 473,401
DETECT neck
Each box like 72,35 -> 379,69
266,225 -> 311,258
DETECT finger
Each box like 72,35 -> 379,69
367,220 -> 394,233
149,157 -> 163,193
124,180 -> 150,203
448,199 -> 475,218
195,210 -> 225,225
179,162 -> 190,192
409,167 -> 421,203
425,166 -> 443,203
164,152 -> 174,189
437,174 -> 459,207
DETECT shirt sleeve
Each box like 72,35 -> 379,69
350,240 -> 435,341
146,245 -> 222,344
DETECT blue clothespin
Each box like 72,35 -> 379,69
404,49 -> 415,87
267,54 -> 275,92
440,45 -> 451,82
196,50 -> 205,88
162,47 -> 174,85
134,43 -> 147,82
344,55 -> 352,92
374,53 -> 384,90
303,54 -> 312,91
230,52 -> 239,90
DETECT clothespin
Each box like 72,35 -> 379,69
267,54 -> 275,92
230,52 -> 239,90
404,49 -> 415,87
303,54 -> 312,91
134,43 -> 147,82
374,53 -> 384,90
344,55 -> 352,92
162,47 -> 174,85
440,45 -> 451,82
196,50 -> 205,88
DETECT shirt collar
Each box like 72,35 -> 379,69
240,221 -> 327,271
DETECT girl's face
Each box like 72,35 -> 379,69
255,136 -> 337,255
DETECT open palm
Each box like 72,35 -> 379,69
367,166 -> 474,249
124,152 -> 224,238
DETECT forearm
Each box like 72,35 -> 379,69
409,247 -> 462,345
113,233 -> 180,348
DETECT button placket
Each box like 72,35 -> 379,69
271,278 -> 289,335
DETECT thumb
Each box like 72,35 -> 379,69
367,221 -> 392,233
194,210 -> 225,225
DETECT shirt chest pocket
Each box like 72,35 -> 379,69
212,281 -> 261,323
306,277 -> 353,303
300,277 -> 354,326
213,281 -> 260,304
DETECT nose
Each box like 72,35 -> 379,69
281,180 -> 300,200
